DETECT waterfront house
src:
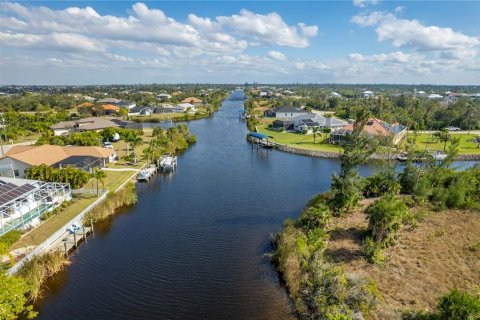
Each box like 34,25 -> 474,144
154,104 -> 175,113
330,118 -> 407,145
0,176 -> 71,236
51,117 -> 120,136
263,106 -> 309,118
272,114 -> 347,133
174,103 -> 196,113
128,106 -> 153,116
180,97 -> 203,106
0,145 -> 116,178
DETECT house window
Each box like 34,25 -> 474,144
14,170 -> 19,177
285,113 -> 287,117
291,113 -> 293,116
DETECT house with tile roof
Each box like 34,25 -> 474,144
330,118 -> 407,145
0,145 -> 116,178
50,117 -> 137,136
180,97 -> 203,106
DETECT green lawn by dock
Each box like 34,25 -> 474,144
412,133 -> 480,154
257,125 -> 343,153
10,169 -> 139,250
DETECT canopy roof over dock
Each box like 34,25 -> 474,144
249,132 -> 268,140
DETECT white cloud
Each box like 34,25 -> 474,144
351,11 -> 480,61
353,0 -> 379,8
267,50 -> 287,61
216,9 -> 318,48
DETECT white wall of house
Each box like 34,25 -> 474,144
52,128 -> 70,136
0,158 -> 31,178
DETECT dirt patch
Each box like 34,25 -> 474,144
326,205 -> 480,319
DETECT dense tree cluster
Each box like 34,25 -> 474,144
25,164 -> 91,189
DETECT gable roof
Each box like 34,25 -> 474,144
337,118 -> 406,136
181,97 -> 202,104
273,106 -> 307,114
102,104 -> 120,111
97,98 -> 121,104
51,117 -> 120,131
4,145 -> 114,166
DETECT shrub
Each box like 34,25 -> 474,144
0,230 -> 21,247
363,236 -> 385,265
365,195 -> 409,247
437,290 -> 480,320
363,169 -> 400,198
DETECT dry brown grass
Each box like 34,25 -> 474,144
326,202 -> 480,319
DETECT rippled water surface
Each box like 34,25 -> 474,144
36,91 -> 373,320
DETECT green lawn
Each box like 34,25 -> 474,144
412,133 -> 480,154
257,125 -> 343,153
103,170 -> 138,192
10,170 -> 137,250
10,195 -> 97,249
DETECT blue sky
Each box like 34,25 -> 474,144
0,1 -> 479,85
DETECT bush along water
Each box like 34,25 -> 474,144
273,108 -> 480,319
84,182 -> 138,223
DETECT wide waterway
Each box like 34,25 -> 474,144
35,90 -> 463,319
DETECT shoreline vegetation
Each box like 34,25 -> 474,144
272,110 -> 480,319
0,121 -> 199,319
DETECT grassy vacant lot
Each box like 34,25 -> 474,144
257,125 -> 343,153
412,133 -> 480,154
326,203 -> 480,319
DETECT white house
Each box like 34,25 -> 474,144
174,103 -> 196,113
330,92 -> 342,98
428,94 -> 443,100
156,93 -> 172,101
128,106 -> 153,116
363,91 -> 375,98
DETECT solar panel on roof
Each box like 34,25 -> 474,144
0,183 -> 35,206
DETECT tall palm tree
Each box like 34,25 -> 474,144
312,127 -> 320,143
130,136 -> 143,164
92,168 -> 106,196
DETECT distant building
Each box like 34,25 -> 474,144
97,98 -> 121,104
156,93 -> 172,101
363,91 -> 375,98
330,92 -> 342,98
128,106 -> 153,116
50,117 -> 137,136
428,94 -> 443,100
330,118 -> 407,145
180,97 -> 203,106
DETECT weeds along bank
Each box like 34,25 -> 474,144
272,110 -> 480,320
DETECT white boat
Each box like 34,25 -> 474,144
137,169 -> 151,181
432,151 -> 447,161
160,154 -> 177,171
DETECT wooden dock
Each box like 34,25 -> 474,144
50,225 -> 94,256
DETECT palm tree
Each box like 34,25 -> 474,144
312,127 -> 320,143
130,136 -> 143,164
433,128 -> 451,151
92,168 -> 106,196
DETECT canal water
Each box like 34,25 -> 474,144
34,91 -> 374,319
